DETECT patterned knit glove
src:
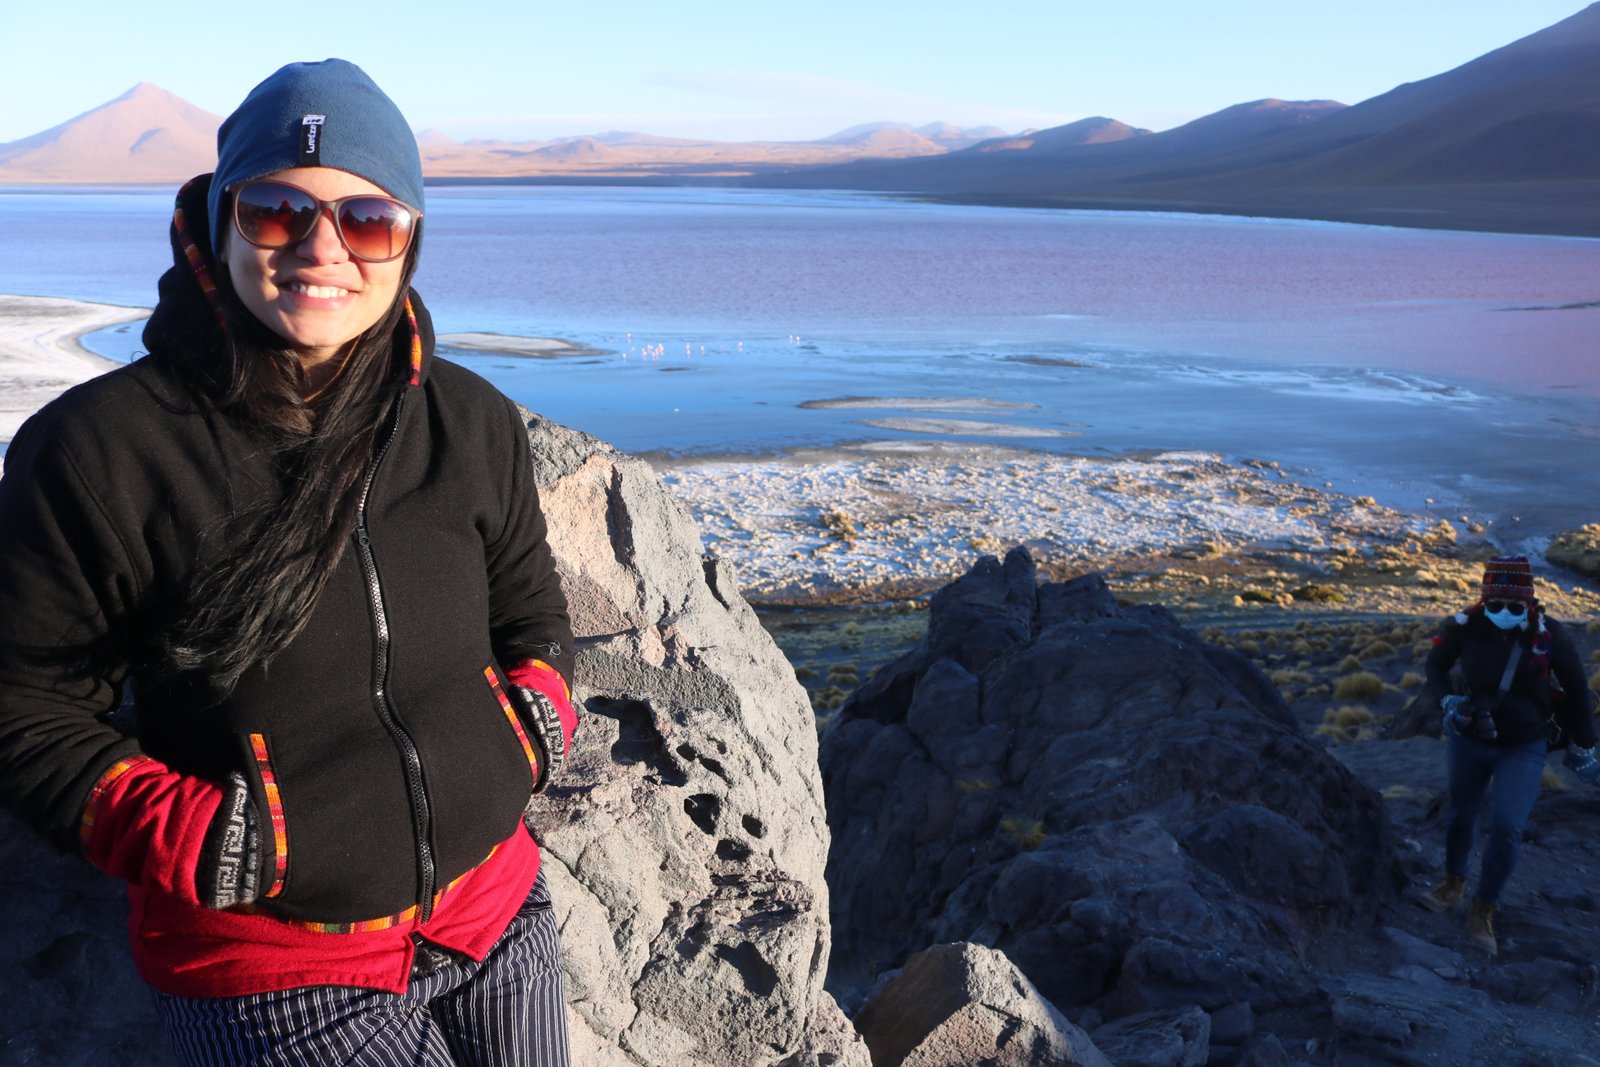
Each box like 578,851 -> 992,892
1440,694 -> 1469,737
1565,745 -> 1600,786
198,771 -> 262,909
511,684 -> 568,794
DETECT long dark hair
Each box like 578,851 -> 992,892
150,177 -> 422,699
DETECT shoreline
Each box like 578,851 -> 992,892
5,293 -> 1597,628
652,441 -> 1600,622
0,294 -> 146,445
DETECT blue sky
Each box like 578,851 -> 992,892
0,1 -> 1587,144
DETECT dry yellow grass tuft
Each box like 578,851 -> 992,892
1001,818 -> 1047,850
1338,655 -> 1363,672
1399,672 -> 1425,690
1359,640 -> 1396,661
1542,768 -> 1568,792
1335,672 -> 1386,701
1331,705 -> 1375,729
1292,638 -> 1313,655
1271,670 -> 1314,687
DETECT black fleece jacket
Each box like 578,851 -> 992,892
0,286 -> 573,924
1425,609 -> 1595,750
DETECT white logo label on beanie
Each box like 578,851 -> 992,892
300,115 -> 326,162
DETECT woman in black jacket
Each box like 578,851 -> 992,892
0,60 -> 576,1065
1418,555 -> 1598,956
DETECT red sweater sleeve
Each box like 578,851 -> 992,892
79,756 -> 222,906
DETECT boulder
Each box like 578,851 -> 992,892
1547,525 -> 1600,580
821,548 -> 1403,1025
0,414 -> 868,1067
523,413 -> 865,1066
852,941 -> 1111,1067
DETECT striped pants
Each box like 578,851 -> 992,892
154,872 -> 570,1067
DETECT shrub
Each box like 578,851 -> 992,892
1292,638 -> 1313,655
1271,670 -> 1314,687
1334,672 -> 1386,701
1359,640 -> 1396,661
1399,672 -> 1424,690
1293,584 -> 1347,604
819,508 -> 858,545
1000,818 -> 1047,851
1338,655 -> 1363,673
1331,705 -> 1375,728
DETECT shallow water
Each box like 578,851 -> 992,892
2,184 -> 1596,541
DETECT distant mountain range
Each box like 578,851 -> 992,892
760,4 -> 1600,235
0,89 -> 1006,182
2,4 -> 1596,235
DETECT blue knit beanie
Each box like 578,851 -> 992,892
208,59 -> 423,254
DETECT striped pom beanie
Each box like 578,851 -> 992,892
1481,555 -> 1535,601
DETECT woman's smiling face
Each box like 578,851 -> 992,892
222,167 -> 407,367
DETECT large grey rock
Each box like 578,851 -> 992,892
505,412 -> 866,1066
852,942 -> 1111,1067
821,548 -> 1403,1024
0,415 -> 868,1067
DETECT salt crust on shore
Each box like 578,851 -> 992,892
657,443 -> 1442,602
0,295 -> 142,444
436,332 -> 599,358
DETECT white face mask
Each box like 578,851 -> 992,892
1485,607 -> 1529,631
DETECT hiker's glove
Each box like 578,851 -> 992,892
198,771 -> 262,910
1565,745 -> 1600,786
1440,694 -> 1469,736
511,684 -> 567,794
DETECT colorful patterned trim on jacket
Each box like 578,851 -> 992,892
249,734 -> 289,898
405,297 -> 422,385
485,665 -> 539,781
174,177 -> 225,329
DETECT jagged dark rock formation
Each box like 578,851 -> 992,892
821,548 -> 1405,1052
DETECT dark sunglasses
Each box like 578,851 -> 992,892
232,180 -> 420,263
1484,599 -> 1528,615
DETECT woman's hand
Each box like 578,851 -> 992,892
1440,694 -> 1469,736
198,772 -> 264,910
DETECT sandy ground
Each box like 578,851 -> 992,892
0,295 -> 145,445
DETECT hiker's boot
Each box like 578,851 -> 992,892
1419,874 -> 1466,913
1467,898 -> 1498,956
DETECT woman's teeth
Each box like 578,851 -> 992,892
287,282 -> 350,299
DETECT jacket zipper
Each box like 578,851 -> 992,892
354,394 -> 438,922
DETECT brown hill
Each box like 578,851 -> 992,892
0,84 -> 219,182
969,116 -> 1150,154
757,4 -> 1600,235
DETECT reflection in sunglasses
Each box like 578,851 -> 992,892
233,181 -> 419,263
